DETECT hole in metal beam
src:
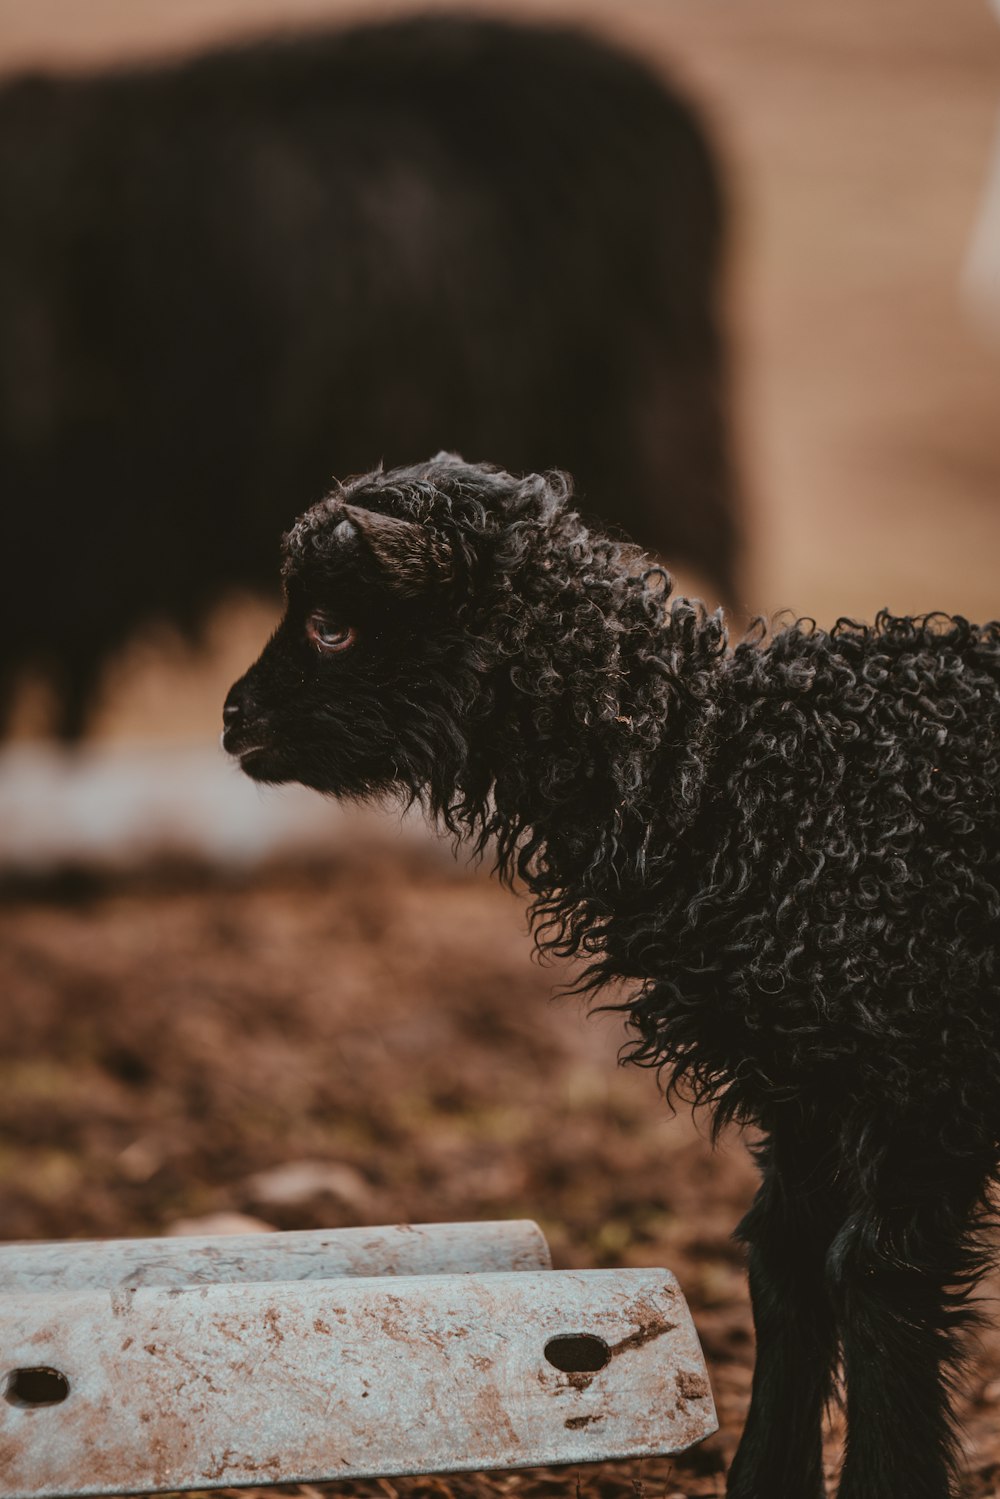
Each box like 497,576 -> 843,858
4,1367 -> 71,1407
544,1334 -> 610,1373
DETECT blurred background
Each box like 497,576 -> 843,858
3,1 -> 1000,1495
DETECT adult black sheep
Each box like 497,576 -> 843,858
0,15 -> 736,738
225,454 -> 1000,1499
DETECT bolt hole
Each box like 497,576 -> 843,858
544,1334 -> 611,1374
4,1368 -> 70,1408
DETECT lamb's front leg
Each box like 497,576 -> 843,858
828,1143 -> 993,1499
726,1122 -> 841,1499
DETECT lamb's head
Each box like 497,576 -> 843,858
222,453 -> 575,805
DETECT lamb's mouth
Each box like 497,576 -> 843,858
221,729 -> 285,779
235,744 -> 290,783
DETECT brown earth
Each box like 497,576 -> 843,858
4,851 -> 1000,1498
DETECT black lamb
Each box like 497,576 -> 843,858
223,454 -> 1000,1498
0,14 -> 734,738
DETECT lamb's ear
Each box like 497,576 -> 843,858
335,503 -> 453,597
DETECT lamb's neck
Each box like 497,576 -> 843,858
482,598 -> 725,899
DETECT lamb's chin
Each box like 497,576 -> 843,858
234,747 -> 291,784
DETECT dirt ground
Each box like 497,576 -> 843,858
5,851 -> 1000,1498
0,852 -> 752,1497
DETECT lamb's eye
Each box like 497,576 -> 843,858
306,615 -> 356,653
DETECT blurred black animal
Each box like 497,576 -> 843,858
0,15 -> 735,738
225,454 -> 1000,1499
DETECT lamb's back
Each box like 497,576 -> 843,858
630,613 -> 1000,1126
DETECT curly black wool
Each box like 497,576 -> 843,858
226,455 -> 1000,1499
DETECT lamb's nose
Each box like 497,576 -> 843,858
223,684 -> 254,726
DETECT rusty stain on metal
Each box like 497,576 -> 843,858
0,1268 -> 716,1497
0,1220 -> 551,1292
